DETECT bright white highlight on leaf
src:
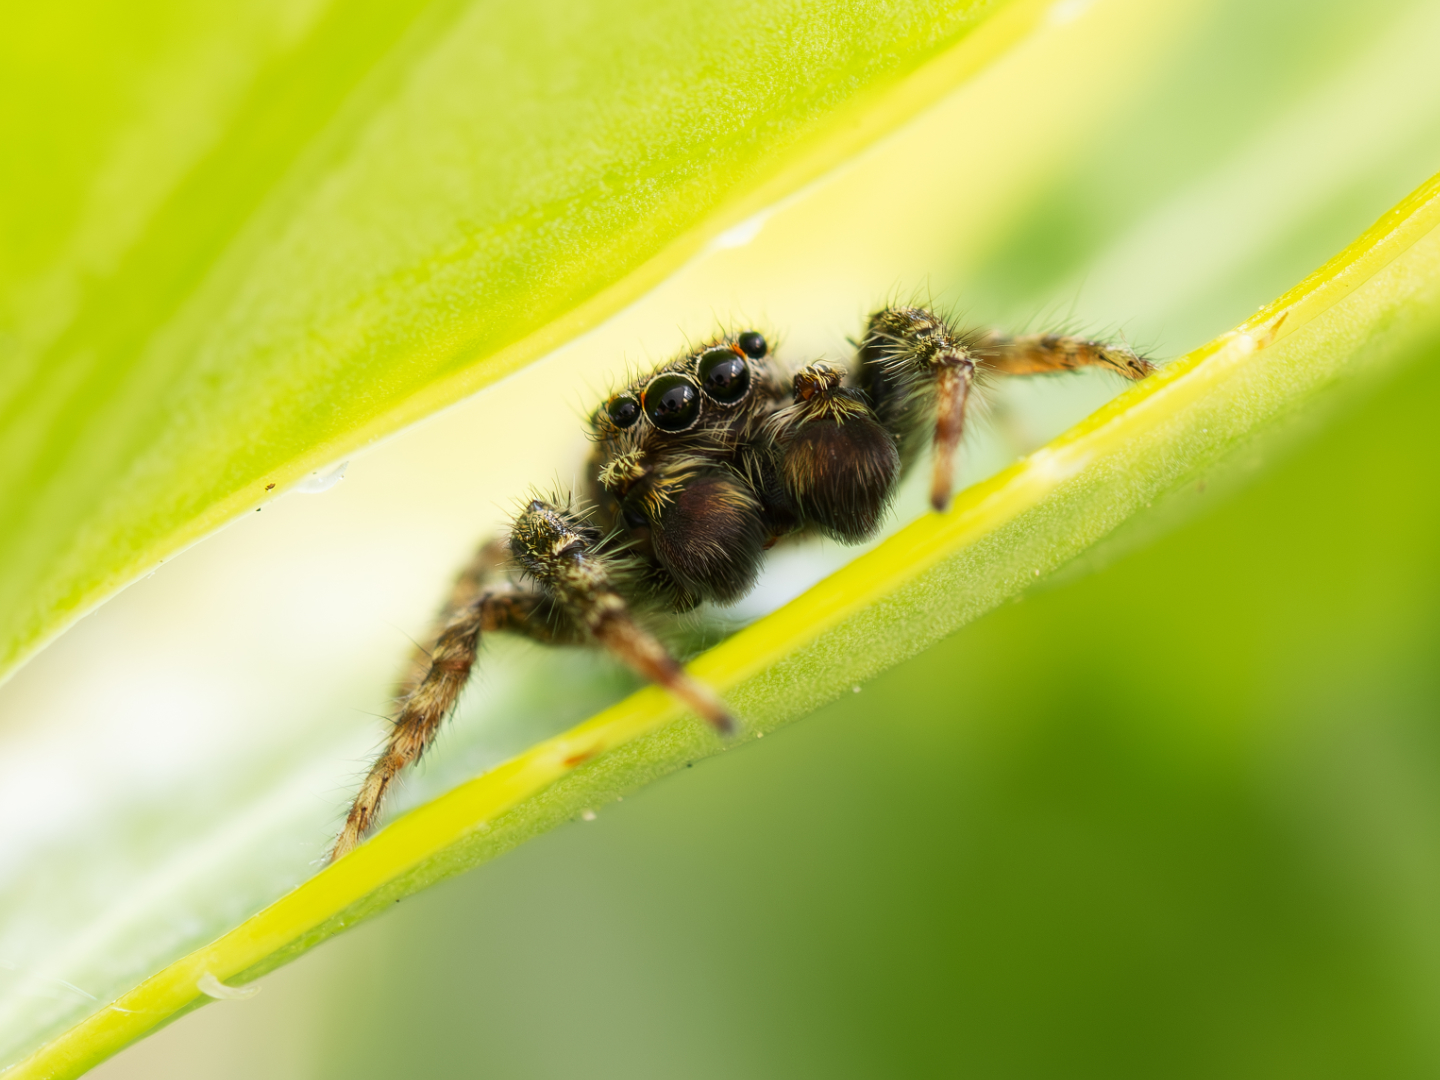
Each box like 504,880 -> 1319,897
709,212 -> 771,251
196,973 -> 259,1000
1047,0 -> 1094,26
294,461 -> 349,494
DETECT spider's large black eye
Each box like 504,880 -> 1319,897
643,373 -> 700,431
737,331 -> 767,359
698,347 -> 751,404
606,393 -> 640,428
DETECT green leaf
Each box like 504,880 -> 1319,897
0,0 -> 1036,685
16,130 -> 1440,1080
9,0 -> 1440,1073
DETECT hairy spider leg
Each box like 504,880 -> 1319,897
510,498 -> 735,734
975,330 -> 1156,381
393,537 -> 510,700
928,359 -> 975,512
332,499 -> 737,860
855,306 -> 980,513
858,307 -> 1156,512
331,587 -> 571,861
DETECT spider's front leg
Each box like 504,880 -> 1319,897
393,537 -> 509,700
509,498 -> 735,734
856,307 -> 979,512
974,329 -> 1155,381
856,307 -> 1156,511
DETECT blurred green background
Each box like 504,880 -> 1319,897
82,0 -> 1440,1073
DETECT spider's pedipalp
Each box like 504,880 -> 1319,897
640,464 -> 767,603
768,361 -> 898,541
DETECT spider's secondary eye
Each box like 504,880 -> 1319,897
607,393 -> 640,428
737,331 -> 767,359
643,373 -> 700,431
698,347 -> 751,404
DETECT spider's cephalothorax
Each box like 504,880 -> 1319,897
331,308 -> 1156,859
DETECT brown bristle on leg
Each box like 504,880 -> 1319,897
929,359 -> 975,512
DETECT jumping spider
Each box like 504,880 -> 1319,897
331,306 -> 1154,859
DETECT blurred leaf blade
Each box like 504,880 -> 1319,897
0,0 -> 1034,685
17,167 -> 1440,1080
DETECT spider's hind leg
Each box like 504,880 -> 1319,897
332,583 -> 574,861
394,537 -> 509,699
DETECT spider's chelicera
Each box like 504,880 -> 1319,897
331,306 -> 1154,859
